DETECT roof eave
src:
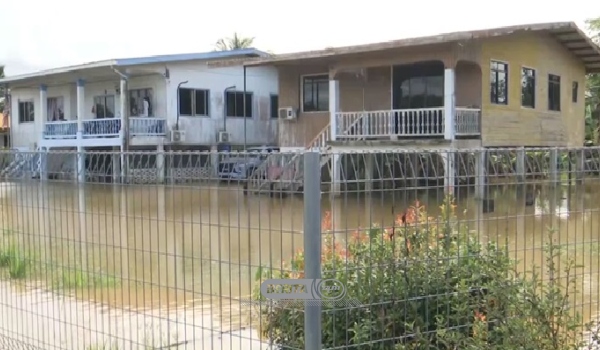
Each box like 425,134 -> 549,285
0,60 -> 117,85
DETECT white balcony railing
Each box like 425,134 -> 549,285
455,108 -> 481,136
129,117 -> 167,137
43,121 -> 78,139
335,107 -> 480,140
83,118 -> 121,138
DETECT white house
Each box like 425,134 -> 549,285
0,48 -> 280,182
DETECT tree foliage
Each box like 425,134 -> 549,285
214,33 -> 255,51
586,18 -> 600,144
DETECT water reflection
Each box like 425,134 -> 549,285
0,180 -> 599,328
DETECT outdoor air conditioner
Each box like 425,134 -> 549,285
278,107 -> 297,120
170,129 -> 185,143
217,131 -> 231,143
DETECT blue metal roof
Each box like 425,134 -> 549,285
0,48 -> 271,84
115,48 -> 270,66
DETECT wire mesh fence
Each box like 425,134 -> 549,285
0,147 -> 599,349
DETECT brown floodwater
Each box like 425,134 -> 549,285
0,179 -> 599,348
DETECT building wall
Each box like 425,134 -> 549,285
165,62 -> 279,146
480,32 -> 587,147
8,62 -> 279,149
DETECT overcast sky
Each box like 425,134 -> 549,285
0,0 -> 597,76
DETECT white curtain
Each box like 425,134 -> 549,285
47,97 -> 64,121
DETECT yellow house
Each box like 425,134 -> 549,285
239,21 -> 599,152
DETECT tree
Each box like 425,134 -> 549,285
585,18 -> 600,144
214,33 -> 255,51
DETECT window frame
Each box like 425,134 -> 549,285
93,95 -> 116,119
178,87 -> 210,117
129,88 -> 154,117
301,73 -> 329,113
270,94 -> 279,119
548,74 -> 561,112
18,100 -> 35,124
572,81 -> 578,103
224,90 -> 253,118
520,66 -> 536,109
490,60 -> 509,105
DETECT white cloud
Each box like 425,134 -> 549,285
0,0 -> 596,76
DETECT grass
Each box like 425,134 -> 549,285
0,234 -> 119,289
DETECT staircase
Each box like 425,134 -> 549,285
0,149 -> 42,180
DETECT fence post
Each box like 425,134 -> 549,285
303,151 -> 322,349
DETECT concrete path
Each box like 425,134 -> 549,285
0,282 -> 274,350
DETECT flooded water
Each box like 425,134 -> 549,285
1,180 -> 600,348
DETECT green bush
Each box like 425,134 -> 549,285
253,195 -> 599,350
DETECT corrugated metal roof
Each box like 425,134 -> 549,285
234,22 -> 600,73
0,48 -> 270,84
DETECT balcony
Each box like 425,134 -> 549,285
43,117 -> 167,141
335,107 -> 480,140
129,117 -> 167,137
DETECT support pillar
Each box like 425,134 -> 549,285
575,149 -> 585,184
112,147 -> 121,184
39,84 -> 48,139
330,153 -> 342,197
364,153 -> 374,225
474,149 -> 486,199
410,153 -> 419,188
441,151 -> 455,196
210,145 -> 219,178
329,79 -> 339,143
516,147 -> 526,183
76,79 -> 86,183
443,68 -> 456,140
156,142 -> 165,184
549,148 -> 559,185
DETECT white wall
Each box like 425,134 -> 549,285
165,63 -> 279,146
9,61 -> 279,149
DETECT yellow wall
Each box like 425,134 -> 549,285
480,32 -> 586,147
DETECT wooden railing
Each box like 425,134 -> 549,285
336,107 -> 481,140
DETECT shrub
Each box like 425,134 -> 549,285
253,195 -> 599,350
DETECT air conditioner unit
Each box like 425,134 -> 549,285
217,131 -> 231,143
170,129 -> 185,143
278,107 -> 297,120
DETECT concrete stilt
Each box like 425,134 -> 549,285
441,151 -> 455,196
330,153 -> 342,197
516,147 -> 526,183
474,149 -> 486,199
575,149 -> 585,184
549,148 -> 559,185
156,142 -> 165,184
76,146 -> 85,183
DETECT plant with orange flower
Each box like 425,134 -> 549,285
252,195 -> 599,350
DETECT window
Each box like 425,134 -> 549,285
548,74 -> 561,111
178,88 -> 209,117
302,75 -> 329,112
93,95 -> 115,118
18,101 -> 34,123
47,97 -> 65,121
490,61 -> 508,105
521,68 -> 535,108
225,91 -> 252,118
392,62 -> 444,109
270,95 -> 279,119
572,82 -> 578,103
130,88 -> 154,117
